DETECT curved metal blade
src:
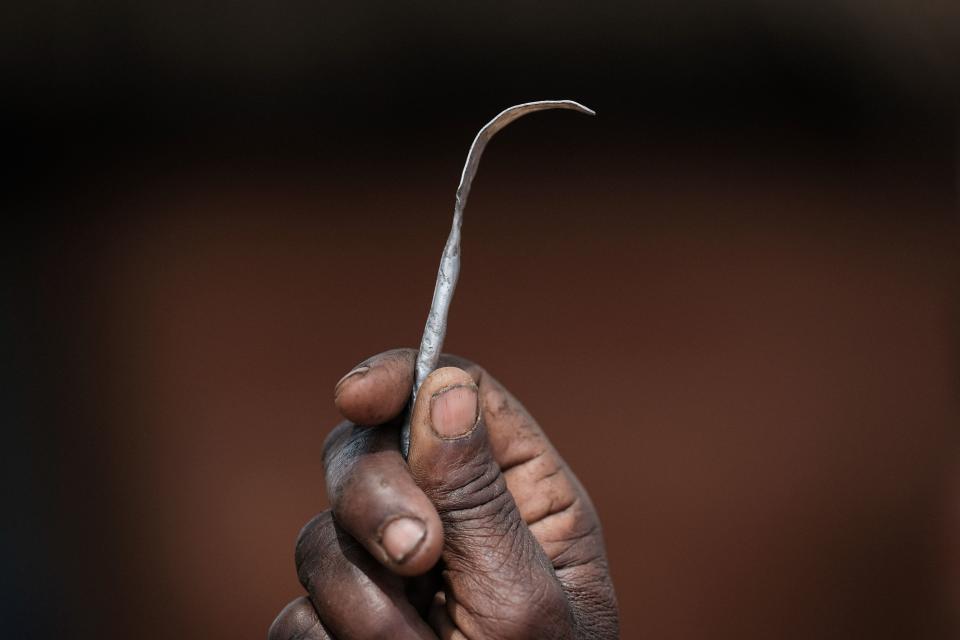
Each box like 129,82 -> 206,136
401,100 -> 595,456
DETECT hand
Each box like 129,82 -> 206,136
269,349 -> 619,639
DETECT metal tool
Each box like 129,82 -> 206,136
400,100 -> 594,456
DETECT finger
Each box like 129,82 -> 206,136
333,348 -> 416,425
268,597 -> 332,640
295,511 -> 437,639
407,366 -> 573,638
324,420 -> 444,576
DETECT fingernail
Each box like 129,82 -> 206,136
381,517 -> 426,564
334,366 -> 369,398
430,384 -> 479,438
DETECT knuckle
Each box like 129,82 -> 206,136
267,597 -> 321,640
328,462 -> 376,522
294,510 -> 367,595
433,455 -> 508,517
506,452 -> 576,525
321,421 -> 354,470
324,434 -> 365,501
294,511 -> 338,587
327,434 -> 398,514
295,511 -> 334,555
441,469 -> 528,559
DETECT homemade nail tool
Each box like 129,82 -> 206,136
401,100 -> 594,456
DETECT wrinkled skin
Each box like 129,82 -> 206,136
269,349 -> 619,639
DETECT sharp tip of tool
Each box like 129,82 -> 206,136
561,100 -> 596,116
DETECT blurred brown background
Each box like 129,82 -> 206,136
4,2 -> 959,639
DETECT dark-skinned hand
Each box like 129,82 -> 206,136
269,349 -> 619,639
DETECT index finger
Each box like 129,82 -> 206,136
334,348 -> 417,425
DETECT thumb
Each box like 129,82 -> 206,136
407,367 -> 574,639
